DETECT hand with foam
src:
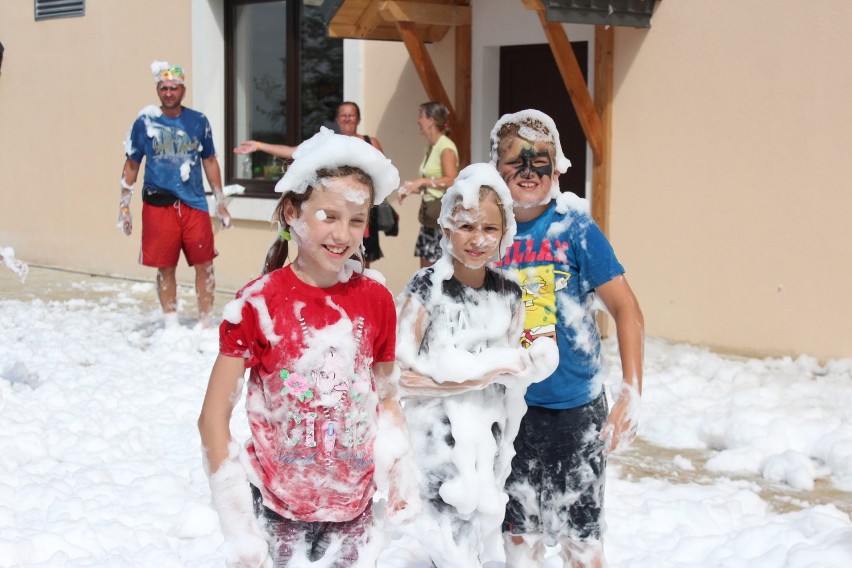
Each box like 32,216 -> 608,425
207,455 -> 271,568
513,336 -> 559,385
601,382 -> 641,454
117,208 -> 132,235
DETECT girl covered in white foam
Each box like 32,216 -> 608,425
395,163 -> 558,567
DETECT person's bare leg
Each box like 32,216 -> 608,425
157,266 -> 178,313
559,538 -> 605,568
157,266 -> 179,328
195,261 -> 215,328
504,533 -> 546,568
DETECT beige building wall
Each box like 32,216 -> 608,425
609,0 -> 852,360
0,0 -> 294,295
2,0 -> 850,361
359,37 -> 457,297
0,1 -> 201,284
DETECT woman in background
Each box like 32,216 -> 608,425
398,102 -> 459,268
235,102 -> 388,265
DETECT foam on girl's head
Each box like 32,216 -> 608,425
488,109 -> 571,173
274,127 -> 400,205
437,163 -> 517,263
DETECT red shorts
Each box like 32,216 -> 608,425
140,202 -> 217,267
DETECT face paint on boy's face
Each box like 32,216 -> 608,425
497,137 -> 559,213
510,146 -> 553,180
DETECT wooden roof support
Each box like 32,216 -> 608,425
396,21 -> 454,118
523,0 -> 611,233
352,0 -> 385,38
454,19 -> 471,167
396,20 -> 471,165
379,0 -> 471,26
327,1 -> 472,164
533,8 -> 604,163
592,24 -> 613,234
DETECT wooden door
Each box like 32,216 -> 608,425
499,42 -> 588,197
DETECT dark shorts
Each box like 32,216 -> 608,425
503,393 -> 608,543
251,485 -> 373,568
140,201 -> 216,268
414,225 -> 442,263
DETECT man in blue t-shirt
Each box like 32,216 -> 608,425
117,61 -> 231,329
490,110 -> 644,568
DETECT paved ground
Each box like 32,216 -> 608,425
0,263 -> 234,312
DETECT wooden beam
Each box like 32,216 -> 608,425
534,8 -> 604,164
379,1 -> 471,27
455,19 -> 472,167
592,25 -> 613,235
352,0 -> 385,38
396,20 -> 458,135
327,24 -> 402,41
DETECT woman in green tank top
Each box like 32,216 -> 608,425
398,102 -> 460,268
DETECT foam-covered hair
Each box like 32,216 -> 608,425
274,127 -> 400,205
438,163 -> 517,262
488,109 -> 571,173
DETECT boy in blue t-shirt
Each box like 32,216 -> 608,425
490,109 -> 644,567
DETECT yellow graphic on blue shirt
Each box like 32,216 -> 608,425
516,265 -> 570,348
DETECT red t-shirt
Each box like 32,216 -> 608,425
219,266 -> 396,522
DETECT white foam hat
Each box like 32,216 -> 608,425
438,162 -> 517,262
488,109 -> 571,173
274,127 -> 400,205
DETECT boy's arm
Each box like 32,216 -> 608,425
596,274 -> 645,454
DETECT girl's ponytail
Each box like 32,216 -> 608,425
262,231 -> 290,275
262,194 -> 303,275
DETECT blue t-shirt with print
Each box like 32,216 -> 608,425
126,106 -> 215,212
495,200 -> 624,409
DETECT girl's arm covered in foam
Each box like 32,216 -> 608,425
199,354 -> 247,473
199,355 -> 270,567
395,293 -> 498,397
373,360 -> 421,523
396,293 -> 556,397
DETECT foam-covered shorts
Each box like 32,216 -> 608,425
140,201 -> 216,267
503,393 -> 608,544
251,485 -> 373,567
413,225 -> 442,263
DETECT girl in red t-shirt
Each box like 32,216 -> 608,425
199,128 -> 420,567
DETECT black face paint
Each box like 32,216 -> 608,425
510,147 -> 553,181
